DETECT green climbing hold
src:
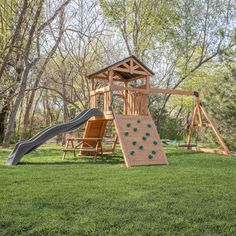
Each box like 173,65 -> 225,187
124,131 -> 129,136
139,145 -> 143,150
146,132 -> 150,136
137,119 -> 141,123
153,141 -> 158,145
142,136 -> 147,141
130,150 -> 135,156
132,141 -> 137,146
127,123 -> 131,127
147,124 -> 152,128
148,155 -> 153,159
152,150 -> 156,155
133,127 -> 138,132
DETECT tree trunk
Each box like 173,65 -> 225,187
0,88 -> 15,142
20,77 -> 40,140
2,1 -> 43,147
3,66 -> 31,147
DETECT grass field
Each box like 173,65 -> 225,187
0,145 -> 236,235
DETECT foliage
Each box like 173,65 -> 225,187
204,66 -> 236,150
100,0 -> 180,57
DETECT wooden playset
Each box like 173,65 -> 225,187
63,55 -> 231,167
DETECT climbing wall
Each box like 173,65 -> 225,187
114,113 -> 168,167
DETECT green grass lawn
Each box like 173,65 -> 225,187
0,145 -> 236,235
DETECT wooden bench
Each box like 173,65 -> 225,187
62,137 -> 103,161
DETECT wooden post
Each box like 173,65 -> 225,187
186,104 -> 198,146
196,97 -> 203,127
124,81 -> 128,115
111,135 -> 118,153
108,70 -> 113,108
70,139 -> 76,159
130,58 -> 133,74
91,78 -> 95,90
145,76 -> 150,115
62,139 -> 69,160
90,78 -> 95,109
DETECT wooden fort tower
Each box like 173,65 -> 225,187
85,55 -> 169,167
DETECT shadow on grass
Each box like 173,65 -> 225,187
168,151 -> 203,157
19,155 -> 123,165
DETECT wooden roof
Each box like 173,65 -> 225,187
88,55 -> 154,81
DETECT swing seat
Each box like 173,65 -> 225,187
178,143 -> 197,148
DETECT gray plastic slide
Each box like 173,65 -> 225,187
6,108 -> 103,166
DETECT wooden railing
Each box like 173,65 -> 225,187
90,85 -> 149,116
126,91 -> 148,115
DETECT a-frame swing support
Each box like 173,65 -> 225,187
149,89 -> 231,156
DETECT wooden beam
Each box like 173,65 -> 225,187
90,86 -> 110,95
111,85 -> 148,94
126,75 -> 145,82
123,62 -> 130,69
130,58 -> 134,74
133,60 -> 153,76
113,93 -> 124,99
113,71 -> 126,82
110,57 -> 134,71
150,88 -> 195,96
93,76 -> 109,80
191,147 -> 229,156
132,69 -> 149,76
108,70 -> 113,86
133,65 -> 140,70
113,67 -> 130,73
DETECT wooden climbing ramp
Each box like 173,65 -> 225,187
114,113 -> 168,167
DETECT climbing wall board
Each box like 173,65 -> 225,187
113,113 -> 168,167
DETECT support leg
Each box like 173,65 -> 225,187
71,140 -> 76,159
62,140 -> 69,160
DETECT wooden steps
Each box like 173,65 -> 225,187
113,113 -> 168,167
